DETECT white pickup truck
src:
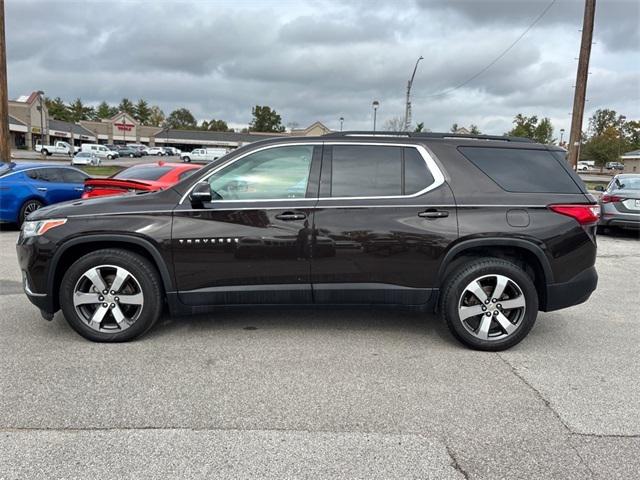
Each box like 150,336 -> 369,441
181,148 -> 228,163
35,141 -> 78,156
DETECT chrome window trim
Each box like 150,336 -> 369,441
178,142 -> 445,204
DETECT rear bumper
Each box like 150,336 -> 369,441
543,266 -> 598,312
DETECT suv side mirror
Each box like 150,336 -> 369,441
190,181 -> 212,205
594,185 -> 605,192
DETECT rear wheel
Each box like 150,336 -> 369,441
59,249 -> 163,342
107,154 -> 113,160
19,199 -> 44,224
129,153 -> 134,158
183,156 -> 190,163
440,258 -> 538,351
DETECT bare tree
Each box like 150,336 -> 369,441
384,116 -> 405,131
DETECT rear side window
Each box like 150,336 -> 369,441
27,168 -> 64,183
404,147 -> 434,195
458,147 -> 581,193
115,166 -> 173,181
331,145 -> 402,197
61,169 -> 88,183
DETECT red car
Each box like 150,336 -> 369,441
82,162 -> 201,198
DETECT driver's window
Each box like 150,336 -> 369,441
208,145 -> 313,200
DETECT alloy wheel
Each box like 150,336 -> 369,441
72,264 -> 144,332
23,201 -> 42,216
458,274 -> 526,341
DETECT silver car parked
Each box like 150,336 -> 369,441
597,174 -> 640,231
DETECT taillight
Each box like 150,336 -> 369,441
548,204 -> 600,225
600,193 -> 623,203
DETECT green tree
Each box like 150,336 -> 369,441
201,119 -> 230,131
134,99 -> 152,124
414,122 -> 425,132
622,120 -> 640,150
249,105 -> 285,132
118,98 -> 136,116
507,114 -> 555,144
588,109 -> 623,137
166,107 -> 197,130
96,101 -> 118,119
45,97 -> 70,121
469,124 -> 481,135
148,106 -> 165,127
450,123 -> 459,133
68,98 -> 95,122
581,127 -> 621,169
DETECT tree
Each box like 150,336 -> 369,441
96,101 -> 118,119
622,120 -> 640,150
507,114 -> 555,144
45,97 -> 70,121
148,106 -> 165,127
166,107 -> 197,130
249,105 -> 285,133
588,109 -> 623,137
118,98 -> 135,116
450,123 -> 459,133
414,122 -> 425,132
581,127 -> 620,168
469,124 -> 481,135
201,119 -> 230,131
68,98 -> 94,122
134,99 -> 151,124
383,116 -> 404,131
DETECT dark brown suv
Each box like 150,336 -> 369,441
17,132 -> 599,350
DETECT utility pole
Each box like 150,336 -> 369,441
0,0 -> 10,163
567,0 -> 596,169
403,56 -> 423,132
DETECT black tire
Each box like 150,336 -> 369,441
129,153 -> 134,158
19,199 -> 44,225
440,258 -> 538,351
107,154 -> 113,160
41,149 -> 49,156
59,249 -> 163,342
183,156 -> 190,163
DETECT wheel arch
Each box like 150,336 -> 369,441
437,238 -> 553,310
48,235 -> 174,312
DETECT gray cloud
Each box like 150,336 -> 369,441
5,0 -> 639,135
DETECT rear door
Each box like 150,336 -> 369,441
311,142 -> 458,305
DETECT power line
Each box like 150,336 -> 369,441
423,0 -> 557,99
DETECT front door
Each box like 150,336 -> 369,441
172,144 -> 321,306
311,143 -> 458,305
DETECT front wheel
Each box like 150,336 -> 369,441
182,157 -> 190,163
107,154 -> 113,160
129,153 -> 134,158
59,249 -> 163,342
440,258 -> 538,351
19,199 -> 44,224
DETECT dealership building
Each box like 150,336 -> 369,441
8,91 -> 331,152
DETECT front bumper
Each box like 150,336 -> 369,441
22,271 -> 54,319
543,266 -> 598,312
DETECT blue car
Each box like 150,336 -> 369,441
0,162 -> 89,225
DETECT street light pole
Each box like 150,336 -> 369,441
372,100 -> 379,132
339,116 -> 344,132
618,115 -> 626,160
0,0 -> 10,163
560,128 -> 565,146
404,56 -> 423,132
37,90 -> 45,154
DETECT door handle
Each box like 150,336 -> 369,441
74,187 -> 84,191
37,187 -> 48,192
419,209 -> 449,219
275,212 -> 307,221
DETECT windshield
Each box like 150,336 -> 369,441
615,176 -> 640,190
114,166 -> 173,181
0,164 -> 15,178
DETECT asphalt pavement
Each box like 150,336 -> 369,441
0,228 -> 638,479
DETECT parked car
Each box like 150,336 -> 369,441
116,146 -> 143,158
577,162 -> 593,172
605,162 -> 624,171
181,147 -> 228,163
81,144 -> 119,160
163,146 -> 181,156
596,174 -> 640,231
71,152 -> 101,166
35,140 -> 76,157
82,161 -> 201,198
16,133 -> 599,349
127,144 -> 148,155
144,146 -> 167,156
0,162 -> 88,225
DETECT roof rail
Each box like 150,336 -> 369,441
323,131 -> 534,143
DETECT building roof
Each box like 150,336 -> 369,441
157,128 -> 283,143
48,119 -> 96,138
8,115 -> 26,126
621,149 -> 640,159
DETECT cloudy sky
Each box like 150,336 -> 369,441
6,0 -> 640,135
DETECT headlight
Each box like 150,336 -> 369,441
21,219 -> 67,238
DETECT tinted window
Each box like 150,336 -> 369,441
114,166 -> 173,181
404,147 -> 434,195
458,147 -> 581,193
61,169 -> 88,183
27,168 -> 64,182
331,145 -> 402,197
178,169 -> 198,181
208,145 -> 313,200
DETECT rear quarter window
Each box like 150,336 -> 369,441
458,147 -> 581,193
